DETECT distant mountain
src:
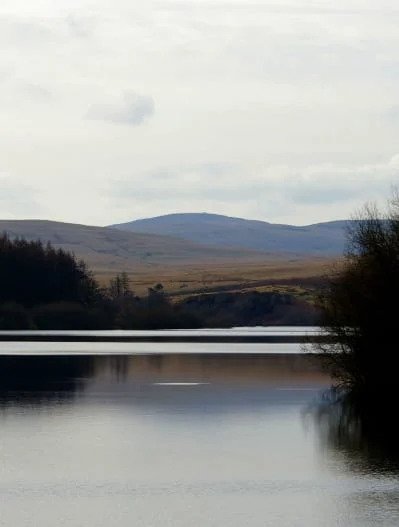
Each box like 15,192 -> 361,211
110,213 -> 349,256
0,220 -> 268,272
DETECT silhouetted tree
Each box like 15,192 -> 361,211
0,233 -> 101,308
316,194 -> 399,399
109,272 -> 132,300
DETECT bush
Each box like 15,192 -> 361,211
317,195 -> 399,398
0,302 -> 34,329
32,302 -> 105,330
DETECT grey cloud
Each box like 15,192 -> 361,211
109,157 -> 398,211
0,16 -> 60,45
65,14 -> 97,38
110,163 -> 239,201
0,65 -> 13,82
122,181 -> 358,206
113,184 -> 248,203
156,1 -> 399,15
286,182 -> 362,205
19,83 -> 52,102
0,175 -> 43,216
87,92 -> 154,126
383,105 -> 399,123
279,164 -> 396,207
281,163 -> 398,206
148,163 -> 233,182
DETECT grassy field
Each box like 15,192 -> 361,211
95,257 -> 335,300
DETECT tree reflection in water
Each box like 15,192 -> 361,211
311,388 -> 399,472
0,356 -> 95,406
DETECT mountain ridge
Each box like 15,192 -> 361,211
0,219 -> 269,272
112,212 -> 348,228
0,213 -> 349,279
110,212 -> 349,256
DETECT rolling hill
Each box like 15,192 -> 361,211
0,220 -> 268,272
110,213 -> 348,256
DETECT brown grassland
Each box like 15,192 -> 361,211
95,257 -> 335,301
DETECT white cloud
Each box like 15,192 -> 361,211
1,0 -> 399,224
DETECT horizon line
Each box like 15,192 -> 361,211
0,212 -> 351,229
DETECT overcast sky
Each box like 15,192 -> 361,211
1,0 -> 399,226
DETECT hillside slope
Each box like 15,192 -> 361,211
0,220 -> 268,272
111,213 -> 348,256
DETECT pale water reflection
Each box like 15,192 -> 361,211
0,352 -> 398,526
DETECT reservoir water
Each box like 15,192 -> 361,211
0,335 -> 398,526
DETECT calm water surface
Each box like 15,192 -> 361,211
0,349 -> 398,526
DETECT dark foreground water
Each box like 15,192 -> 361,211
0,351 -> 398,526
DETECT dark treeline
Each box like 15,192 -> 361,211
0,234 -> 199,329
0,234 -> 100,307
0,233 -> 317,329
0,233 -> 199,329
179,291 -> 318,327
